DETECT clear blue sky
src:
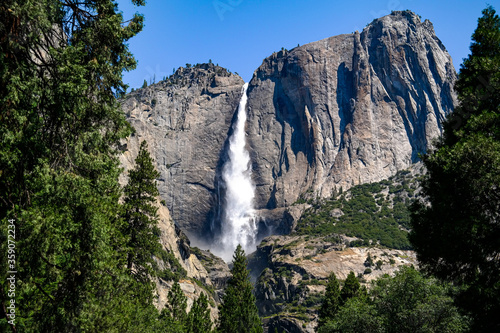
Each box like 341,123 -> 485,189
117,0 -> 499,90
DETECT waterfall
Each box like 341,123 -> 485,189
218,83 -> 257,261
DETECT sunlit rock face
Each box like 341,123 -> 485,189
246,10 -> 456,216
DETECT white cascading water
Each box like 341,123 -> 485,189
218,82 -> 257,261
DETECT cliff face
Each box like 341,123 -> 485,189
246,10 -> 456,215
120,11 -> 456,241
120,63 -> 244,238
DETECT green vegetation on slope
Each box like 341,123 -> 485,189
295,169 -> 422,250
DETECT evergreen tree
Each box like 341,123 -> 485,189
217,245 -> 263,333
410,6 -> 500,331
157,281 -> 189,332
0,0 -> 151,331
318,272 -> 341,329
123,140 -> 161,293
340,271 -> 360,304
165,281 -> 188,325
186,292 -> 213,333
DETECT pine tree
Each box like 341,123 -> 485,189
217,245 -> 263,333
186,292 -> 213,333
318,272 -> 341,329
167,282 -> 188,324
340,271 -> 360,304
0,0 -> 151,331
123,140 -> 161,292
410,6 -> 500,332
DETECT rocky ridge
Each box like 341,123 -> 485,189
117,10 -> 458,331
247,165 -> 423,332
119,141 -> 231,320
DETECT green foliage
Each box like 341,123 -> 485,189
142,79 -> 148,88
159,285 -> 214,333
370,267 -> 469,333
364,253 -> 374,267
410,6 -> 500,331
186,292 -> 214,333
157,249 -> 187,282
318,273 -> 341,329
0,0 -> 169,331
295,172 -> 418,250
217,245 -> 263,333
122,140 -> 161,296
317,297 -> 383,333
165,282 -> 188,326
319,267 -> 469,333
340,272 -> 360,304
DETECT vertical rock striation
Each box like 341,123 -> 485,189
120,64 -> 244,239
246,10 -> 456,217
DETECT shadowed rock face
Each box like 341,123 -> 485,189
246,10 -> 456,216
121,11 -> 456,240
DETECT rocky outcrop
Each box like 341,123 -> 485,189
246,10 -> 456,218
250,235 -> 417,332
116,10 -> 456,331
120,63 -> 245,238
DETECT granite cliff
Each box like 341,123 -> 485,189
246,10 -> 456,227
121,64 -> 244,240
120,10 -> 456,246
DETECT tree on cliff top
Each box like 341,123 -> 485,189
410,6 -> 500,332
217,245 -> 263,333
